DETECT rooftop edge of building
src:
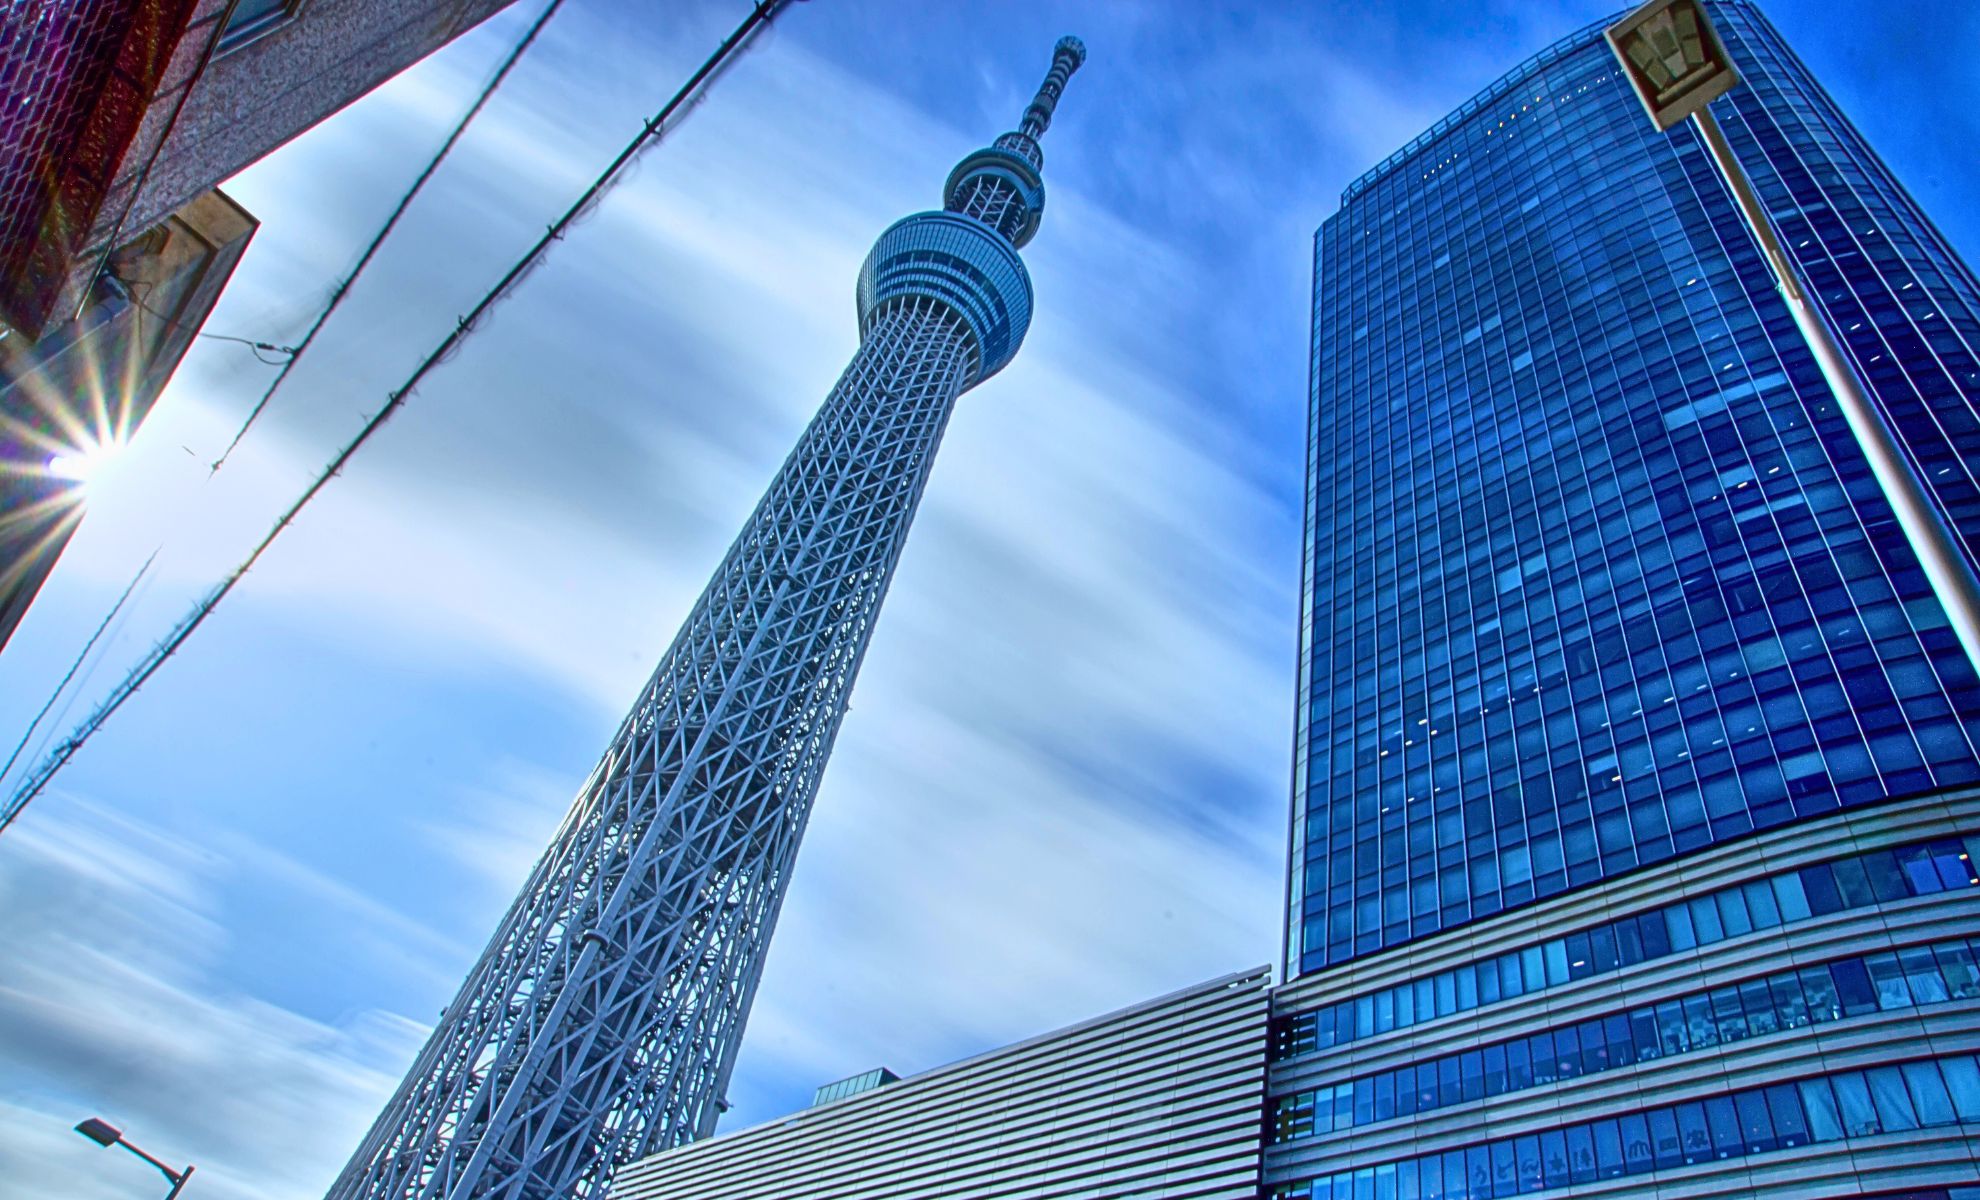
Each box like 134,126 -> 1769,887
1335,8 -> 1617,212
1325,1 -> 1802,213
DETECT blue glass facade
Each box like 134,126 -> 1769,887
1274,830 -> 1980,1058
1289,0 -> 1980,976
1279,1051 -> 1980,1200
1273,927 -> 1980,1142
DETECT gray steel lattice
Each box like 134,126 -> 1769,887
324,36 -> 1085,1200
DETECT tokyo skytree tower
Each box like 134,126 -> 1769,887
326,35 -> 1086,1200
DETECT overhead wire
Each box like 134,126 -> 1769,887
0,0 -> 792,833
203,333 -> 297,365
0,550 -> 158,799
127,285 -> 299,360
0,0 -> 566,810
206,0 -> 570,474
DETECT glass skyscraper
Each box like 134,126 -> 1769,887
1271,2 -> 1980,1197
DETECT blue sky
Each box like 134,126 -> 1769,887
2,1 -> 1976,1196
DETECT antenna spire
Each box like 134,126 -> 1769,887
1021,36 -> 1087,140
941,36 -> 1086,248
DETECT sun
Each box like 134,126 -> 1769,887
45,438 -> 126,487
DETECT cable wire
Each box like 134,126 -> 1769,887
0,550 -> 158,798
0,0 -> 791,834
129,285 -> 298,359
0,0 -> 563,805
207,0 -> 569,474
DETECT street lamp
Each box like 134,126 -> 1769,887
74,1117 -> 196,1199
1606,0 -> 1980,676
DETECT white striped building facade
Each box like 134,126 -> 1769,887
611,968 -> 1272,1200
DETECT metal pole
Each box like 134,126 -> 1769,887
114,1139 -> 194,1198
1691,106 -> 1980,676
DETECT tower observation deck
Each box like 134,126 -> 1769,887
324,35 -> 1086,1200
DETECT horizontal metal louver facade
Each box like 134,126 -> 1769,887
610,967 -> 1272,1200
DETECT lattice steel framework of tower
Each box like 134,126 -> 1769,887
324,35 -> 1086,1200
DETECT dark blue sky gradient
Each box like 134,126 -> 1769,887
782,0 -> 1980,494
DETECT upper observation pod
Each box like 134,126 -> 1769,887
858,36 -> 1085,385
944,34 -> 1086,248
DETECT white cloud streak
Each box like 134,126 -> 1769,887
0,803 -> 428,1200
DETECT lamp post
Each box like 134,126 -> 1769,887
74,1117 -> 196,1199
1605,0 -> 1980,677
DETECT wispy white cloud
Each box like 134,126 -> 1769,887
411,756 -> 573,909
726,697 -> 1282,1124
0,803 -> 428,1200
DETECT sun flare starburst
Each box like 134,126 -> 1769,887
45,438 -> 125,487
